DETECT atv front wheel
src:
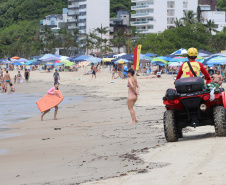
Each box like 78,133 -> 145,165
213,106 -> 226,137
163,110 -> 178,142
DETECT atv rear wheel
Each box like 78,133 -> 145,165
163,110 -> 178,142
213,106 -> 226,137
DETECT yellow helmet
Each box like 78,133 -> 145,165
187,48 -> 198,57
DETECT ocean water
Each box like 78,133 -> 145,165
0,93 -> 83,126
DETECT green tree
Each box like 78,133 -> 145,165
174,18 -> 183,27
111,28 -> 126,53
197,5 -> 202,22
181,10 -> 196,25
205,20 -> 219,34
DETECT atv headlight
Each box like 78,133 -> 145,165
200,104 -> 207,111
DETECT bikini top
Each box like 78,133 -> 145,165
127,83 -> 136,88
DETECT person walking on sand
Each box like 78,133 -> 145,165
24,69 -> 30,83
127,69 -> 140,124
41,82 -> 60,121
53,69 -> 60,84
91,63 -> 96,79
4,71 -> 11,92
17,71 -> 22,84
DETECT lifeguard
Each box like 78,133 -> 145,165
176,47 -> 211,84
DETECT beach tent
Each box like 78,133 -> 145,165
60,56 -> 69,60
42,56 -> 59,62
198,50 -> 213,57
39,54 -> 59,60
73,55 -> 89,62
86,57 -> 102,64
102,58 -> 115,63
171,48 -> 187,55
113,53 -> 127,58
145,53 -> 158,57
120,54 -> 133,61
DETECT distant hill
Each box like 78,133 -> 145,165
110,0 -> 134,18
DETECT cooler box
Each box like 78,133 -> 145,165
175,77 -> 204,93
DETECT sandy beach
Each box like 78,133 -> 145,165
1,68 -> 226,185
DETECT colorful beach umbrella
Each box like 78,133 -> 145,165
65,62 -> 75,66
151,58 -> 168,64
61,59 -> 70,64
12,56 -> 20,59
114,59 -> 130,64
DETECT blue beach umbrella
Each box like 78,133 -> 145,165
206,57 -> 226,65
13,62 -> 22,65
86,57 -> 102,64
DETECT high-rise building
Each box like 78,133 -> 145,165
131,0 -> 198,34
67,0 -> 110,35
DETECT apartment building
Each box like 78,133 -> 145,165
40,8 -> 70,31
67,0 -> 110,35
131,0 -> 198,34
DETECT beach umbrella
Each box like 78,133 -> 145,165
206,57 -> 226,65
46,62 -> 54,66
140,59 -> 151,64
114,59 -> 130,64
152,61 -> 166,66
61,59 -> 70,64
169,62 -> 183,67
171,48 -> 187,55
13,62 -> 22,66
145,53 -> 158,57
55,63 -> 64,66
170,57 -> 188,62
151,58 -> 168,64
55,60 -> 61,63
120,54 -> 133,61
157,56 -> 172,62
141,56 -> 153,61
39,54 -> 59,60
65,61 -> 75,66
15,58 -> 28,63
12,56 -> 20,59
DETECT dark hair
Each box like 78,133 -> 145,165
6,71 -> 8,73
187,55 -> 197,60
127,69 -> 135,76
9,83 -> 13,86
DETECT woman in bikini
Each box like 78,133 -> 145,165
127,69 -> 140,124
41,82 -> 60,121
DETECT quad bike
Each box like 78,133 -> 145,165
163,77 -> 226,142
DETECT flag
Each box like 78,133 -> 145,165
133,44 -> 142,71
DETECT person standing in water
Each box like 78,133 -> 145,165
41,82 -> 60,121
4,71 -> 11,92
24,69 -> 30,83
127,69 -> 140,124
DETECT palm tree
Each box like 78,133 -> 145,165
205,20 -> 219,34
174,18 -> 183,27
111,28 -> 126,54
95,24 -> 108,56
181,10 -> 196,25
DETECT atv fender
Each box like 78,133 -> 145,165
221,91 -> 226,109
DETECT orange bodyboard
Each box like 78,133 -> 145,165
36,90 -> 63,113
